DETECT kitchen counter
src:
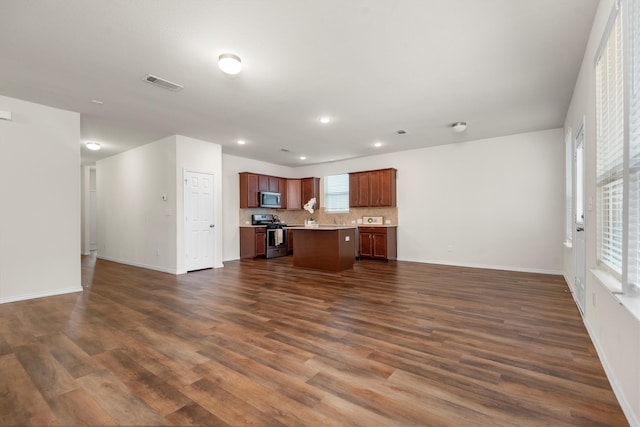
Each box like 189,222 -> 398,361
292,227 -> 356,271
286,225 -> 357,230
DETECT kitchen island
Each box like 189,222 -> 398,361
287,225 -> 356,271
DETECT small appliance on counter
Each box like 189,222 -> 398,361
362,216 -> 383,225
252,214 -> 288,258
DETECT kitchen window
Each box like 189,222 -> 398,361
324,174 -> 349,213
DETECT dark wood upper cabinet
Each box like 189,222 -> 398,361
239,172 -> 260,208
286,179 -> 302,210
268,176 -> 280,193
349,168 -> 396,207
301,177 -> 320,208
258,175 -> 269,192
279,177 -> 288,209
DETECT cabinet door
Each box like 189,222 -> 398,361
357,172 -> 369,206
359,232 -> 372,257
258,175 -> 269,192
301,177 -> 320,207
255,231 -> 266,256
239,173 -> 260,208
269,176 -> 280,192
371,232 -> 388,258
369,170 -> 380,206
379,169 -> 396,206
287,179 -> 302,210
279,178 -> 288,208
349,173 -> 359,207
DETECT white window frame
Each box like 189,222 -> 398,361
323,174 -> 350,213
595,0 -> 625,281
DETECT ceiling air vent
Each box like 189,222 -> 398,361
143,74 -> 184,91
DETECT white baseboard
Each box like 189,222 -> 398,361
97,255 -> 178,275
582,320 -> 639,427
396,257 -> 562,275
0,286 -> 83,305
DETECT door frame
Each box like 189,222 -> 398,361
183,169 -> 216,272
574,119 -> 586,314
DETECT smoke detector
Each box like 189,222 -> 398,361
143,74 -> 184,91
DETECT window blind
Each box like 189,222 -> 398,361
628,0 -> 640,289
596,7 -> 624,275
324,174 -> 349,213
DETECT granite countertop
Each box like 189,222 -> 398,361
357,224 -> 397,227
239,225 -> 267,228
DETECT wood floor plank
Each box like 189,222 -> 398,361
0,354 -> 60,426
12,342 -> 79,400
0,254 -> 628,426
47,387 -> 119,426
76,369 -> 171,426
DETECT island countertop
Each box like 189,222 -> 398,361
285,225 -> 357,231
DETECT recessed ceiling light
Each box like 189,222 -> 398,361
374,142 -> 383,147
218,53 -> 242,75
319,116 -> 331,124
85,141 -> 101,151
299,156 -> 307,160
237,140 -> 246,145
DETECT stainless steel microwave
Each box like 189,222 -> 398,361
259,191 -> 281,208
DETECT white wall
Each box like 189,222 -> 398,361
176,135 -> 224,272
98,135 -> 224,274
563,0 -> 640,424
267,129 -> 563,274
0,95 -> 81,303
97,135 -> 178,273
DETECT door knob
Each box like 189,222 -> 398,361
209,224 -> 215,228
576,227 -> 584,232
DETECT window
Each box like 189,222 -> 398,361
324,174 -> 349,213
628,0 -> 640,291
595,3 -> 624,277
594,0 -> 640,295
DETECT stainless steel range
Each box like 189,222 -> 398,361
251,214 -> 288,258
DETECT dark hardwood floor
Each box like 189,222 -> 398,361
0,254 -> 628,426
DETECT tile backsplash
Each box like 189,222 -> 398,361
240,207 -> 398,226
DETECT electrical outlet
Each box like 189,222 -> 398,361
345,236 -> 350,241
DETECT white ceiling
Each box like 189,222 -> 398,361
0,0 -> 598,167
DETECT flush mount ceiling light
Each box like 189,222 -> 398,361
319,116 -> 331,124
85,141 -> 101,151
237,139 -> 246,145
452,122 -> 467,133
299,156 -> 307,160
218,53 -> 242,75
374,142 -> 383,147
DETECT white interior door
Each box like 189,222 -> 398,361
184,171 -> 215,271
574,124 -> 586,313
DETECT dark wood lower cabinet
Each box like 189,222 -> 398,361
287,229 -> 294,253
358,226 -> 397,260
240,227 -> 266,258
